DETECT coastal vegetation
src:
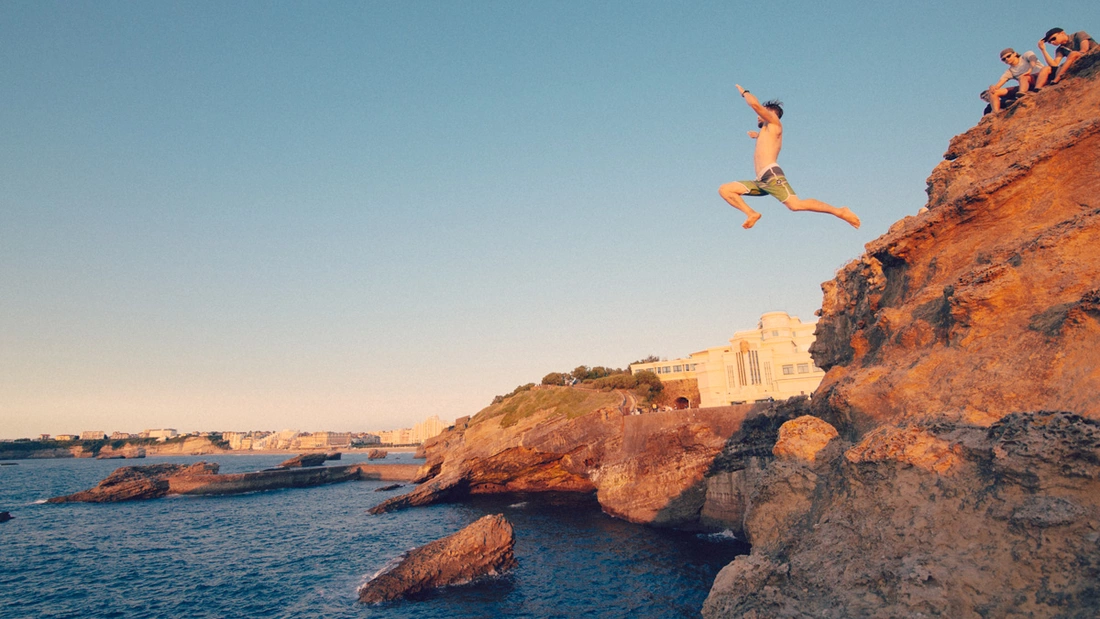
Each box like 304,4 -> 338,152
482,362 -> 665,429
474,387 -> 623,428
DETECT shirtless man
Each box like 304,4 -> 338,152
718,84 -> 860,230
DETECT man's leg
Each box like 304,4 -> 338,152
782,195 -> 861,229
719,182 -> 762,229
1036,66 -> 1052,89
989,87 -> 1010,112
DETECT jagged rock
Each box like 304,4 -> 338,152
374,483 -> 403,492
367,449 -> 388,460
278,453 -> 328,468
809,52 -> 1100,437
46,462 -> 220,503
0,511 -> 11,523
703,413 -> 1100,618
326,452 -> 341,460
703,57 -> 1100,618
771,415 -> 839,463
358,514 -> 516,603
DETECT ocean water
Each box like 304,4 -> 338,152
0,454 -> 747,618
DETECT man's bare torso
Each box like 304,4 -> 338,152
754,121 -> 783,177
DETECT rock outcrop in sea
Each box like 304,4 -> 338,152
47,462 -> 220,503
358,514 -> 516,603
701,52 -> 1100,618
47,462 -> 421,502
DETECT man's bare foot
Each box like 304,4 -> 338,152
742,212 -> 762,229
838,207 -> 860,229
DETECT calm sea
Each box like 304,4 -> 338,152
0,454 -> 747,618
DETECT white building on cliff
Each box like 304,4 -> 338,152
630,311 -> 825,408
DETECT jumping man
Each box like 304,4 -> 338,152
719,84 -> 860,229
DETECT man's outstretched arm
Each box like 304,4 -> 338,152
736,84 -> 781,126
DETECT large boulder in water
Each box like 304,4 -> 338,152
358,514 -> 516,603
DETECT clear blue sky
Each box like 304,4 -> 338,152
1,2 -> 1093,438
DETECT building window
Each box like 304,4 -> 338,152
763,361 -> 773,385
797,363 -> 809,374
782,364 -> 794,375
673,365 -> 682,372
736,353 -> 748,386
727,365 -> 738,388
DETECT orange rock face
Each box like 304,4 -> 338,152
771,415 -> 839,463
703,54 -> 1100,619
810,53 -> 1100,436
358,514 -> 516,603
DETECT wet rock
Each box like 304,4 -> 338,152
0,511 -> 11,523
374,484 -> 403,492
358,514 -> 516,603
325,452 -> 341,461
367,449 -> 388,460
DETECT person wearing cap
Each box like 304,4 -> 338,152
1039,28 -> 1096,84
986,47 -> 1050,113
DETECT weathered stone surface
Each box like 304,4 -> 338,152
367,449 -> 387,460
703,413 -> 1100,618
358,514 -> 516,603
278,453 -> 328,468
371,386 -> 756,527
47,462 -> 220,503
703,58 -> 1100,618
771,415 -> 839,463
96,445 -> 147,459
809,52 -> 1100,437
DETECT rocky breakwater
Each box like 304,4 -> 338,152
370,386 -> 756,527
358,514 -> 516,603
47,462 -> 220,503
702,54 -> 1100,618
48,461 -> 419,503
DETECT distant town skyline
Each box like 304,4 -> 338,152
2,3 -> 1093,438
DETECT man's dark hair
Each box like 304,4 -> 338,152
763,99 -> 784,119
1044,27 -> 1064,42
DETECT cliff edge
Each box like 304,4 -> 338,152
702,52 -> 1100,618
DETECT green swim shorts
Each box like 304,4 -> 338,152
737,166 -> 796,202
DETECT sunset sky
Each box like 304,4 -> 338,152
2,2 -> 1094,437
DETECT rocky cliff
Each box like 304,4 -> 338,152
810,52 -> 1100,436
370,386 -> 758,527
702,53 -> 1100,617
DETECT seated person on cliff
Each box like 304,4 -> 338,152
980,87 -> 1021,116
987,47 -> 1049,113
1040,28 -> 1096,84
